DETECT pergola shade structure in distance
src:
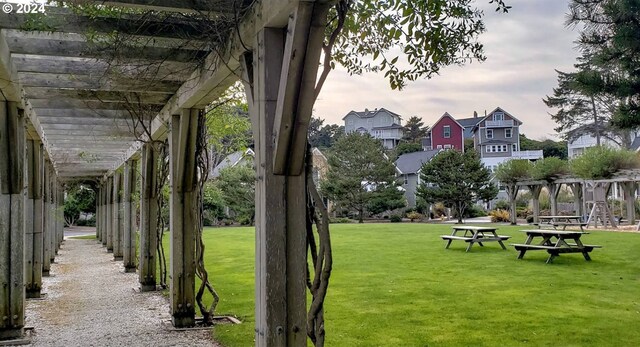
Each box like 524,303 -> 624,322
0,1 -> 333,346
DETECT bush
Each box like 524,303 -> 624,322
494,199 -> 509,210
406,211 -> 423,222
526,215 -> 534,224
432,202 -> 446,218
466,205 -> 487,218
76,215 -> 96,227
516,207 -> 532,218
389,214 -> 402,223
571,146 -> 639,179
489,209 -> 510,222
329,217 -> 352,224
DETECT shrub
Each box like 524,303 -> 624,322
432,202 -> 446,218
516,207 -> 532,218
489,209 -> 510,223
389,214 -> 402,223
494,199 -> 509,210
406,211 -> 423,222
532,157 -> 569,181
329,217 -> 352,224
571,146 -> 639,179
526,215 -> 534,224
466,204 -> 487,218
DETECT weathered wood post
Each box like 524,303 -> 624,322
25,140 -> 44,298
0,100 -> 26,340
106,176 -> 114,252
242,5 -> 329,340
623,181 -> 636,224
113,172 -> 123,260
42,161 -> 51,276
570,182 -> 584,219
50,175 -> 58,260
169,109 -> 200,327
57,184 -> 64,250
527,185 -> 542,223
96,185 -> 101,241
123,159 -> 137,272
139,143 -> 159,291
546,183 -> 561,216
101,181 -> 108,247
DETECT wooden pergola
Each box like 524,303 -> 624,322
515,169 -> 640,228
0,1 -> 332,345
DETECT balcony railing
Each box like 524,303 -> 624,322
485,120 -> 514,127
511,150 -> 543,160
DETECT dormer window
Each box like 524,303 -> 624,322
493,112 -> 504,121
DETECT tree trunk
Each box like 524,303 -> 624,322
591,95 -> 601,146
358,208 -> 364,223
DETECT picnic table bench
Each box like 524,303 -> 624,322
441,226 -> 511,252
536,215 -> 588,232
511,229 -> 602,264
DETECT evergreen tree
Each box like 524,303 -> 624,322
320,132 -> 405,222
402,116 -> 429,143
417,150 -> 497,223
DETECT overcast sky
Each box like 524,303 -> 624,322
314,0 -> 580,140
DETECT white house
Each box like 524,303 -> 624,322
343,108 -> 403,149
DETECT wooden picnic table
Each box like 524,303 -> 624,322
511,229 -> 602,264
537,215 -> 587,232
441,226 -> 511,252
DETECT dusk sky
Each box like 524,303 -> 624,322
314,0 -> 580,140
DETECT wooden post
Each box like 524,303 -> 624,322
0,100 -> 26,340
527,185 -> 542,223
50,175 -> 58,260
169,109 -> 200,327
139,143 -> 159,291
57,184 -> 64,251
623,181 -> 636,224
96,185 -> 101,241
42,161 -> 51,276
546,183 -> 561,216
25,140 -> 44,298
113,172 -> 123,260
101,182 -> 107,246
570,182 -> 584,219
106,176 -> 114,252
243,27 -> 307,347
123,159 -> 137,272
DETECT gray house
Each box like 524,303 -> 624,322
394,149 -> 441,207
343,108 -> 403,149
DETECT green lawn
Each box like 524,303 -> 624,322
198,223 -> 640,347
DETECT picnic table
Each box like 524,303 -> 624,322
537,215 -> 588,232
511,229 -> 602,264
441,226 -> 511,252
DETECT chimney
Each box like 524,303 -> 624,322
365,108 -> 369,112
473,111 -> 478,118
484,110 -> 487,116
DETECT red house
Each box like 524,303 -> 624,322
424,112 -> 465,151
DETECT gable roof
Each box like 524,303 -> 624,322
211,148 -> 255,178
631,137 -> 640,151
456,116 -> 482,128
342,107 -> 403,120
431,112 -> 464,129
472,107 -> 523,132
395,149 -> 441,174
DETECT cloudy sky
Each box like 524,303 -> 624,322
314,0 -> 580,140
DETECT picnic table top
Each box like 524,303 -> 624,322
451,225 -> 497,231
520,229 -> 588,236
538,215 -> 582,219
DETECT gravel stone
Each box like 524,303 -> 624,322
25,238 -> 221,347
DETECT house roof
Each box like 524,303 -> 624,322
472,107 -> 523,132
395,149 -> 441,174
430,112 -> 464,129
211,148 -> 255,178
456,116 -> 482,128
372,123 -> 403,130
342,107 -> 403,120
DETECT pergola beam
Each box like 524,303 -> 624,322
19,72 -> 182,93
24,87 -> 171,104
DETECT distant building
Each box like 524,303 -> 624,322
423,112 -> 465,151
394,149 -> 441,207
456,111 -> 483,139
210,148 -> 255,178
471,107 -> 542,171
343,107 -> 403,149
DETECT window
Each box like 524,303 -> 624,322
374,130 -> 383,138
512,144 -> 517,152
493,112 -> 504,121
444,144 -> 452,149
443,125 -> 451,138
505,128 -> 512,138
436,144 -> 443,149
403,174 -> 408,185
492,145 -> 497,152
486,146 -> 491,153
486,129 -> 493,139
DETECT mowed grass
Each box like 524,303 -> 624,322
196,223 -> 640,347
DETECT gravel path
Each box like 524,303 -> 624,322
26,238 -> 220,347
